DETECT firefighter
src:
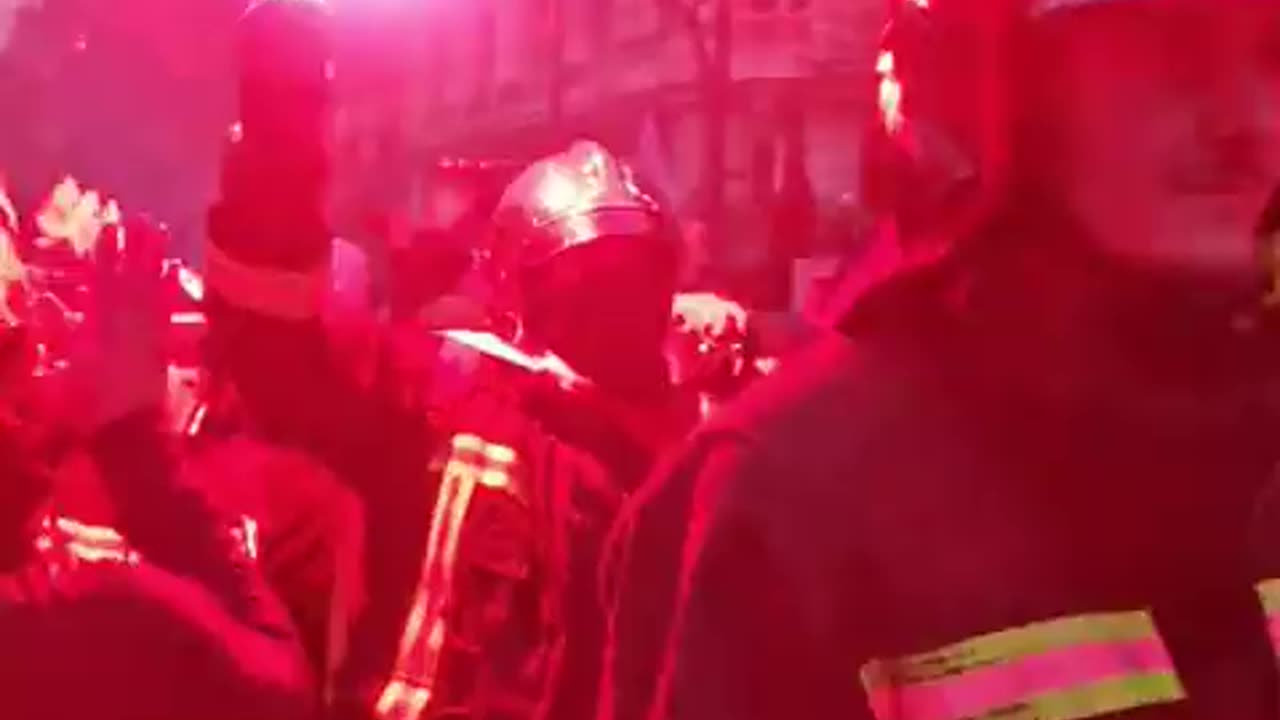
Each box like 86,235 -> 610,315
374,140 -> 701,720
204,0 -> 436,714
634,1 -> 1280,720
192,230 -> 375,698
0,214 -> 314,720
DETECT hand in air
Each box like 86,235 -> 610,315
63,217 -> 168,431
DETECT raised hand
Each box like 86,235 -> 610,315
63,217 -> 169,431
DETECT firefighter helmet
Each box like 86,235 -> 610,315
488,141 -> 678,363
491,140 -> 666,274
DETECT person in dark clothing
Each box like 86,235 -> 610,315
184,431 -> 367,696
0,217 -> 315,720
627,2 -> 1280,720
204,3 -> 437,715
374,140 -> 700,720
388,159 -> 519,325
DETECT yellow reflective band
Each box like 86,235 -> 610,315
485,442 -> 517,465
55,517 -> 126,546
862,611 -> 1157,688
1256,579 -> 1280,662
860,611 -> 1184,720
959,672 -> 1184,720
377,431 -> 525,719
204,240 -> 328,322
1256,579 -> 1280,615
375,678 -> 430,720
452,433 -> 485,453
443,433 -> 520,496
47,517 -> 141,567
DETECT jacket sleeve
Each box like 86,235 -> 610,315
598,443 -> 716,720
299,331 -> 435,716
79,409 -> 316,719
206,288 -> 435,715
644,437 -> 871,720
89,409 -> 301,642
46,561 -> 314,720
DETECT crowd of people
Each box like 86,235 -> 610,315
6,0 -> 1280,719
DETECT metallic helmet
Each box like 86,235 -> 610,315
490,140 -> 666,274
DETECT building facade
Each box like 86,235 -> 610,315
333,0 -> 886,302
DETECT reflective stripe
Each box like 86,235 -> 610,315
55,517 -> 139,565
229,515 -> 259,561
55,517 -> 125,546
375,434 -> 520,719
436,330 -> 586,389
30,517 -> 142,569
1256,580 -> 1280,655
375,678 -> 430,720
861,611 -> 1184,720
204,240 -> 328,322
1257,579 -> 1280,614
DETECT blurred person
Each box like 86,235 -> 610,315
184,428 -> 367,701
388,158 -> 518,327
596,284 -> 770,720
204,2 -> 438,716
635,1 -> 1280,720
761,115 -> 817,312
675,220 -> 711,291
189,232 -> 373,694
0,216 -> 314,720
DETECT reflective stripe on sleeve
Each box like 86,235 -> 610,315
1256,580 -> 1280,657
374,433 -> 521,719
860,610 -> 1185,720
204,240 -> 328,322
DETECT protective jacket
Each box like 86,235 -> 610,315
640,224 -> 1280,720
